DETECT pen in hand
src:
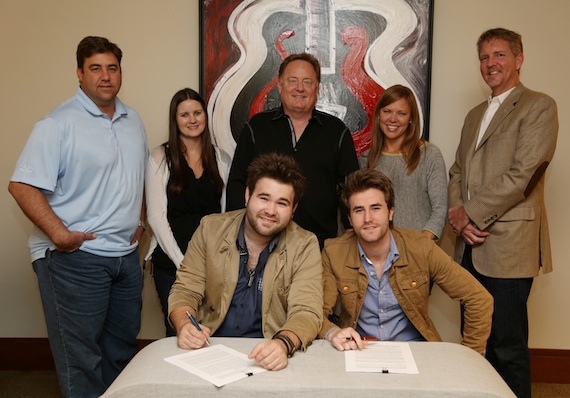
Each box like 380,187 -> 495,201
344,335 -> 374,350
344,336 -> 362,350
346,336 -> 378,342
185,310 -> 210,346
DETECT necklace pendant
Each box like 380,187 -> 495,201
247,269 -> 255,288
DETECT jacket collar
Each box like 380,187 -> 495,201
477,83 -> 525,149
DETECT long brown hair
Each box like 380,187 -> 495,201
367,85 -> 422,175
163,88 -> 223,194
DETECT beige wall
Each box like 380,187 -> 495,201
1,0 -> 568,348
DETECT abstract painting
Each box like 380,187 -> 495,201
200,0 -> 434,157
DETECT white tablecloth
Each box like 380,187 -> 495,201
103,337 -> 515,397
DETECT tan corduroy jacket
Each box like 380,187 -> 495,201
319,229 -> 493,354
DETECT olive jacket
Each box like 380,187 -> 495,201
169,209 -> 323,350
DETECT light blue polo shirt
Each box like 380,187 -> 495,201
11,87 -> 148,261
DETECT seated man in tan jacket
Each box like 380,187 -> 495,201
320,169 -> 492,354
169,153 -> 322,371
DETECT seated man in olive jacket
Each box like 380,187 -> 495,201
320,169 -> 492,354
169,153 -> 323,371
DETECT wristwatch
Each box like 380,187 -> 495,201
138,220 -> 147,230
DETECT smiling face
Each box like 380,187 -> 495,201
379,97 -> 411,150
479,38 -> 523,96
348,188 -> 394,247
176,99 -> 206,141
77,52 -> 121,115
244,177 -> 296,240
277,60 -> 319,117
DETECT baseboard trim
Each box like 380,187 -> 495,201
1,338 -> 568,383
0,338 -> 154,371
0,338 -> 54,370
531,348 -> 570,383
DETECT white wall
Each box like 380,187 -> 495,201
1,0 -> 568,349
428,0 -> 570,349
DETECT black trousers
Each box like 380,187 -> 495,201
461,245 -> 533,398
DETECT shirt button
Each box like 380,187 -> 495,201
411,281 -> 417,288
343,286 -> 349,292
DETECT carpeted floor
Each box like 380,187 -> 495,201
0,371 -> 61,398
0,370 -> 569,397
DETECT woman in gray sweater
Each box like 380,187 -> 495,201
359,85 -> 447,239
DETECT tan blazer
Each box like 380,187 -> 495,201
449,84 -> 558,278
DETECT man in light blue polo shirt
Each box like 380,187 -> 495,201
8,36 -> 148,398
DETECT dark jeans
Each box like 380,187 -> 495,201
153,266 -> 177,337
33,249 -> 143,398
461,245 -> 533,398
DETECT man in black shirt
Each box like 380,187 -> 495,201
226,53 -> 359,247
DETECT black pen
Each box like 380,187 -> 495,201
185,310 -> 210,346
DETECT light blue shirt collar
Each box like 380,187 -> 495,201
75,87 -> 127,121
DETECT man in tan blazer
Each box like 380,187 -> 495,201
448,28 -> 558,398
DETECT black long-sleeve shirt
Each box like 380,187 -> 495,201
226,106 -> 359,247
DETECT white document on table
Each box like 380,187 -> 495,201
164,344 -> 267,387
345,341 -> 419,374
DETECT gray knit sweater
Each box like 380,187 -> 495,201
359,142 -> 448,238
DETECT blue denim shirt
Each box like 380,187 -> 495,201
356,233 -> 422,341
214,217 -> 280,337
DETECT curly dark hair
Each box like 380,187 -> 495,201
246,152 -> 306,206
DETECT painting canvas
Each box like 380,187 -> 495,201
200,0 -> 434,157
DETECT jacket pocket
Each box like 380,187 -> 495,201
397,270 -> 429,304
498,206 -> 535,222
337,279 -> 359,323
337,278 -> 359,295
